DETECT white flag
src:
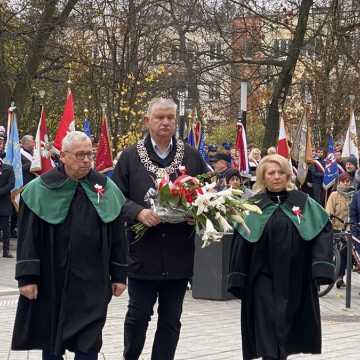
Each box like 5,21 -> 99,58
342,107 -> 359,165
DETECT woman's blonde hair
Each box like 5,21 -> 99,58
253,154 -> 295,192
249,147 -> 261,160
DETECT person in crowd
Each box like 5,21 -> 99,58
308,150 -> 325,205
344,155 -> 359,190
112,98 -> 208,360
349,180 -> 360,272
267,146 -> 277,155
222,142 -> 232,164
225,168 -> 254,198
11,131 -> 128,360
207,144 -> 218,165
212,153 -> 229,190
248,148 -> 262,175
334,149 -> 345,175
0,134 -> 15,258
20,134 -> 36,185
326,172 -> 355,288
225,168 -> 241,189
247,143 -> 255,156
228,154 -> 334,360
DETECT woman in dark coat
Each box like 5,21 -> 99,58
228,154 -> 334,360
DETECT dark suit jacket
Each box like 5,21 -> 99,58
112,135 -> 209,279
0,162 -> 15,216
21,152 -> 36,185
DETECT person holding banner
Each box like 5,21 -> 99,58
0,134 -> 15,258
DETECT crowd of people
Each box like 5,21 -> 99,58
0,98 -> 356,360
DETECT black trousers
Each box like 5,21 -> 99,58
123,278 -> 188,360
0,216 -> 10,252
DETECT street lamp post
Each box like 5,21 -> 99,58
239,81 -> 248,131
178,89 -> 186,139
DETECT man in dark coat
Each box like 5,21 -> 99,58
20,134 -> 36,185
12,131 -> 128,360
112,98 -> 208,360
0,135 -> 15,257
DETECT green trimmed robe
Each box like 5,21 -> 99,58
228,190 -> 334,360
11,166 -> 127,355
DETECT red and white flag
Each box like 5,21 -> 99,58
277,115 -> 289,158
53,88 -> 75,152
234,121 -> 249,173
31,107 -> 55,175
95,114 -> 114,173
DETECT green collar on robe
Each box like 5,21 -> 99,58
234,190 -> 329,242
21,167 -> 125,224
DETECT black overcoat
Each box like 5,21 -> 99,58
228,190 -> 334,360
0,162 -> 15,216
12,168 -> 127,355
112,135 -> 208,279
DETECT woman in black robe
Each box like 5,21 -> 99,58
228,154 -> 334,360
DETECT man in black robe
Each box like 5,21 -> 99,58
112,98 -> 208,360
12,131 -> 128,360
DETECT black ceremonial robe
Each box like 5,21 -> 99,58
228,190 -> 334,360
12,167 -> 127,355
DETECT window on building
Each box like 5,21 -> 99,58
280,39 -> 289,53
171,45 -> 181,62
209,41 -> 222,60
243,39 -> 255,59
209,84 -> 221,100
273,39 -> 280,57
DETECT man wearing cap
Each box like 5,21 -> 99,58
0,134 -> 15,257
345,155 -> 360,190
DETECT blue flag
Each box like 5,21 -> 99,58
187,126 -> 195,147
323,135 -> 338,190
198,131 -> 209,163
5,110 -> 23,191
83,118 -> 92,137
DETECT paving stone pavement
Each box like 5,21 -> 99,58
1,249 -> 360,360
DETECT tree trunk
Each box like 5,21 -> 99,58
262,0 -> 313,150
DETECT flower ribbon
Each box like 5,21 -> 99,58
292,206 -> 302,224
94,184 -> 105,204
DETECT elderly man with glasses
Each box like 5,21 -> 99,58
12,131 -> 128,360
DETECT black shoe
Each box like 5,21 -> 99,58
336,279 -> 346,289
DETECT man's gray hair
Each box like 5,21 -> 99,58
62,131 -> 91,151
146,98 -> 177,117
21,135 -> 34,145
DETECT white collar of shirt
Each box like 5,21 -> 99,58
150,137 -> 173,160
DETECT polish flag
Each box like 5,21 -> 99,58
277,115 -> 289,158
31,107 -> 55,175
234,121 -> 249,173
95,114 -> 114,173
53,88 -> 75,152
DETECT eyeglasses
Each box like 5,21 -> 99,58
65,151 -> 94,161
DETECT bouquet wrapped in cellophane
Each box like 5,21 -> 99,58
132,166 -> 261,247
